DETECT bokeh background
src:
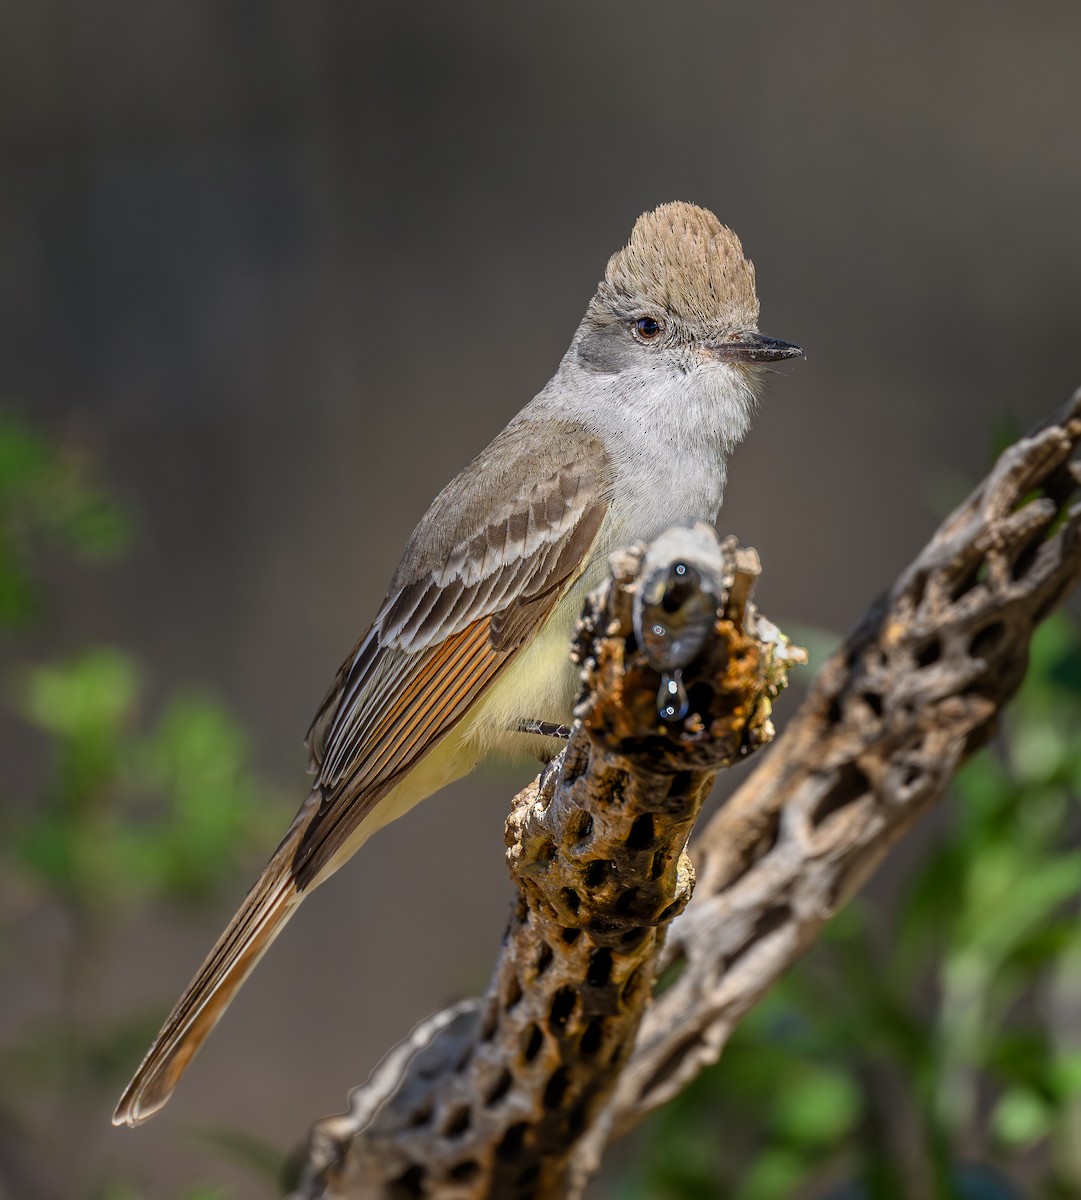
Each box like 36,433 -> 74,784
3,3 -> 1081,1197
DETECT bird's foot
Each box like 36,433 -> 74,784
516,718 -> 572,766
516,719 -> 573,741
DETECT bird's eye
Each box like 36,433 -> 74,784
634,316 -> 663,341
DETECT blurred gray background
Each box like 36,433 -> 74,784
3,2 -> 1080,1195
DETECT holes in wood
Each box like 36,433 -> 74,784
389,1164 -> 426,1199
724,905 -> 791,975
640,1030 -> 704,1099
812,762 -> 870,827
686,679 -> 711,717
658,900 -> 681,922
650,848 -> 667,880
454,1040 -> 474,1073
615,886 -> 639,915
580,1017 -> 605,1056
827,695 -> 844,726
535,942 -> 553,976
970,621 -> 1006,659
485,1067 -> 513,1107
668,770 -> 693,799
963,722 -> 995,757
569,810 -> 593,843
443,1105 -> 471,1138
533,837 -> 556,869
560,887 -> 581,915
951,558 -> 989,601
862,691 -> 884,718
598,771 -> 628,810
504,974 -> 523,1012
448,1160 -> 480,1183
583,859 -> 610,888
606,1034 -> 629,1068
626,812 -> 655,850
549,987 -> 577,1032
621,966 -> 643,1000
900,764 -> 922,789
723,810 -> 781,889
916,638 -> 941,668
587,947 -> 613,987
522,1023 -> 544,1062
515,1163 -> 541,1194
620,925 -> 648,948
1013,484 -> 1053,512
543,1067 -> 569,1110
497,1122 -> 528,1161
408,1098 -> 433,1128
566,1100 -> 590,1140
561,926 -> 581,944
1012,534 -> 1043,582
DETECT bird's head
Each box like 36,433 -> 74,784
574,201 -> 802,444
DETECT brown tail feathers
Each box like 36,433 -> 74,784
112,824 -> 306,1127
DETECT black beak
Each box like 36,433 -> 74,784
705,332 -> 805,364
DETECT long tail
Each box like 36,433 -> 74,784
112,819 -> 308,1127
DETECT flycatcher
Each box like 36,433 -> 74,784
114,201 -> 803,1126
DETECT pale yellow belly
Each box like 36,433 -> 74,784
313,572 -> 594,883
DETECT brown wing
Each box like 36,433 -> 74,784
294,418 -> 611,888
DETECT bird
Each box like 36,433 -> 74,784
113,200 -> 803,1126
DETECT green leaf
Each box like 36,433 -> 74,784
0,415 -> 49,492
17,649 -> 139,739
734,1146 -> 813,1200
0,411 -> 131,629
770,1068 -> 859,1146
1009,720 -> 1070,788
1049,1050 -> 1081,1101
961,853 -> 1081,967
991,1086 -> 1052,1149
984,1030 -> 1054,1094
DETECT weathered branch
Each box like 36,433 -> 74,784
295,390 -> 1081,1200
605,388 -> 1081,1143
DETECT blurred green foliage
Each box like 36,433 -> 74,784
0,413 -> 287,1199
620,615 -> 1081,1200
14,652 -> 284,910
0,414 -> 128,626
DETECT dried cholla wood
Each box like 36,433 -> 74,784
597,388 -> 1081,1157
296,391 -> 1081,1200
295,524 -> 801,1200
